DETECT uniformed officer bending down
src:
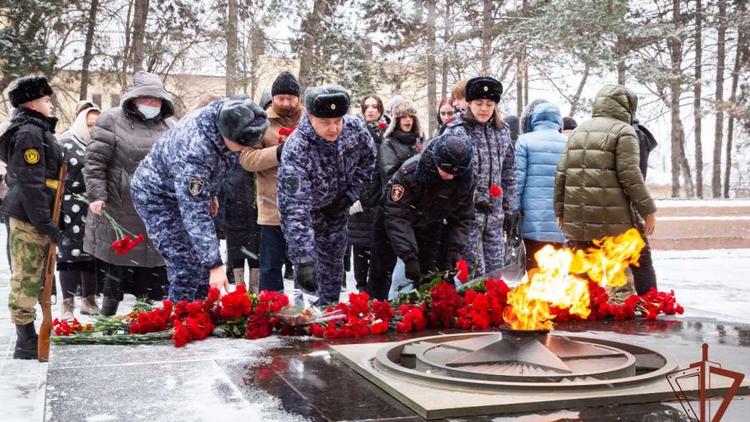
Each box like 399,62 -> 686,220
277,85 -> 376,305
131,99 -> 269,301
368,135 -> 476,299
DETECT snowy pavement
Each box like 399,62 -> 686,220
1,224 -> 750,420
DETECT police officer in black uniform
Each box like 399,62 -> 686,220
367,134 -> 476,299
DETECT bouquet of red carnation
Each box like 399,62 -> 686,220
277,126 -> 297,143
74,193 -> 145,256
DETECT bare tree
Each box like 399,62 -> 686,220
712,0 -> 727,197
79,0 -> 100,100
479,0 -> 494,73
298,0 -> 334,90
724,0 -> 748,197
226,0 -> 239,96
130,0 -> 149,72
694,0 -> 704,197
425,0 -> 437,137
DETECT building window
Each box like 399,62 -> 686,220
110,94 -> 120,108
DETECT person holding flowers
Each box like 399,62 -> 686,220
83,71 -> 174,315
130,98 -> 269,302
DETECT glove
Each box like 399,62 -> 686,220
445,249 -> 459,269
404,259 -> 421,283
348,200 -> 363,215
503,211 -> 518,233
276,142 -> 284,163
49,229 -> 63,246
475,198 -> 491,214
295,263 -> 317,293
321,196 -> 352,219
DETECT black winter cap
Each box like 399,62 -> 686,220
432,135 -> 473,175
8,75 -> 54,108
217,99 -> 269,147
304,85 -> 350,118
271,71 -> 300,97
465,76 -> 503,103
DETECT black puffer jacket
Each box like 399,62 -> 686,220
0,107 -> 64,236
348,120 -> 384,248
222,163 -> 259,256
382,145 -> 475,261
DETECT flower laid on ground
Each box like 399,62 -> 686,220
489,184 -> 503,198
52,277 -> 684,348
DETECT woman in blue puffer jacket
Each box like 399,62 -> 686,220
512,100 -> 568,270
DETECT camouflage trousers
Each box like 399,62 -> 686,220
8,218 -> 49,325
461,211 -> 505,278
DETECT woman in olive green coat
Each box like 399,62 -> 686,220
553,84 -> 656,242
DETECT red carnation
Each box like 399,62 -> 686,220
489,184 -> 503,198
456,258 -> 469,283
377,121 -> 387,129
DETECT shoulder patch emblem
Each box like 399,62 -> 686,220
188,177 -> 205,197
24,148 -> 40,165
390,184 -> 405,202
284,176 -> 300,195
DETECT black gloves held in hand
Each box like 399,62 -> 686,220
276,142 -> 284,163
503,210 -> 520,237
296,263 -> 317,293
404,259 -> 421,283
474,198 -> 491,214
320,196 -> 352,218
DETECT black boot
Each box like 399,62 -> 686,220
13,322 -> 38,360
101,297 -> 120,316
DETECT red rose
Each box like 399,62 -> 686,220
377,121 -> 387,129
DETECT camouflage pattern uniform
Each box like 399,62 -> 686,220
277,115 -> 376,304
131,100 -> 236,301
0,107 -> 64,324
442,114 -> 517,276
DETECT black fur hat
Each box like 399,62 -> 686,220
465,76 -> 503,103
8,75 -> 54,108
217,99 -> 269,147
304,85 -> 350,118
271,71 -> 301,97
432,134 -> 473,175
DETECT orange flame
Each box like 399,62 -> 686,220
504,229 -> 645,330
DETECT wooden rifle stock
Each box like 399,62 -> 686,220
38,164 -> 67,362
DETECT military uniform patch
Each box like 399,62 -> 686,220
390,184 -> 405,202
284,176 -> 300,195
188,177 -> 205,197
24,148 -> 40,164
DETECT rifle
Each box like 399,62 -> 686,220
38,164 -> 67,362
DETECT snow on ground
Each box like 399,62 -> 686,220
0,224 -> 749,420
655,199 -> 750,208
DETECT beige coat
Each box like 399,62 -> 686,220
239,105 -> 303,226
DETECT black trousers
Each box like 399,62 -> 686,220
567,238 -> 657,295
367,210 -> 441,300
96,259 -> 168,302
352,246 -> 370,290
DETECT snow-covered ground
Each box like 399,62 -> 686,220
1,229 -> 749,421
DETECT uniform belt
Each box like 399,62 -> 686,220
45,178 -> 60,190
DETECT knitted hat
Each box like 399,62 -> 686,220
8,75 -> 54,108
217,99 -> 269,147
304,85 -> 350,118
271,71 -> 300,97
432,135 -> 473,175
465,76 -> 503,103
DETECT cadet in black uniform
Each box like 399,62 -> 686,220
367,135 -> 476,299
0,76 -> 64,359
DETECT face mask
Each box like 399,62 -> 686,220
137,104 -> 161,120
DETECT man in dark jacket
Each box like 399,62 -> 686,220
630,118 -> 659,294
0,75 -> 64,359
367,135 -> 475,299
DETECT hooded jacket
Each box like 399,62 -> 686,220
513,102 -> 567,243
83,71 -> 174,267
554,85 -> 656,241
